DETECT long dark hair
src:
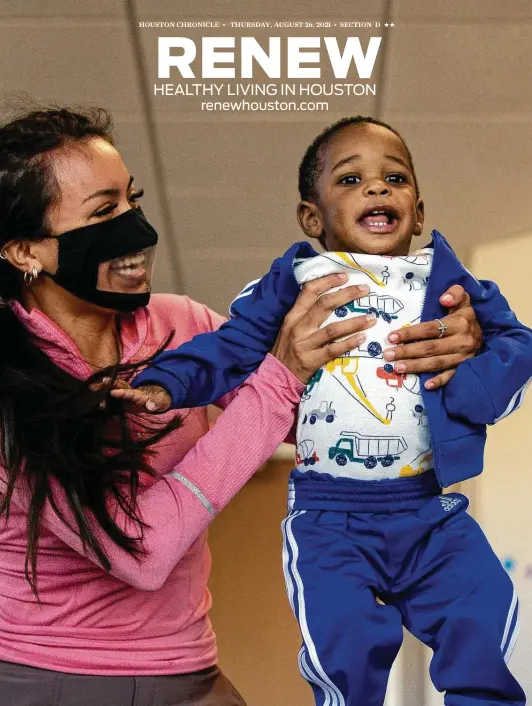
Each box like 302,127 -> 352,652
0,106 -> 182,593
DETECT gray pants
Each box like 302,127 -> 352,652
0,661 -> 247,706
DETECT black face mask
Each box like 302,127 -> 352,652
43,208 -> 158,313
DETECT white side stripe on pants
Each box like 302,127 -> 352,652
500,587 -> 517,651
299,647 -> 321,692
504,617 -> 520,664
299,647 -> 341,706
282,510 -> 346,706
500,586 -> 520,663
281,512 -> 300,614
501,586 -> 517,650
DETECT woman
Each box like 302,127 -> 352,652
0,107 -> 481,706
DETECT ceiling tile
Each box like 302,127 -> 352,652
0,1 -> 124,16
135,0 -> 385,18
155,119 -> 329,191
0,20 -> 142,116
383,23 -> 531,115
392,0 -> 532,21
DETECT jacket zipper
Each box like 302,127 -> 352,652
417,232 -> 441,485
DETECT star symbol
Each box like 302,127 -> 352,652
390,23 -> 395,27
385,23 -> 389,27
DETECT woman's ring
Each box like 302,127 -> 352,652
435,318 -> 447,338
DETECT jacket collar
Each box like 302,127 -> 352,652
426,229 -> 455,253
9,300 -> 150,379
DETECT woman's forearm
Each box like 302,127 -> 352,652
1,355 -> 303,591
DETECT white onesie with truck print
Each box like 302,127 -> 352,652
294,248 -> 434,480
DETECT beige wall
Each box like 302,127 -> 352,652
208,459 -> 312,706
467,232 -> 532,695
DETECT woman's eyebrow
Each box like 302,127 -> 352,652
82,175 -> 134,203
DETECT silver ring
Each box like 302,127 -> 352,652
435,318 -> 447,339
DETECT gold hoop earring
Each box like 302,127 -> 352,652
23,266 -> 39,287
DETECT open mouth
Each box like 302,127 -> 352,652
109,251 -> 146,281
358,206 -> 400,234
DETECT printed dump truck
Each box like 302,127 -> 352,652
334,293 -> 404,323
329,432 -> 407,469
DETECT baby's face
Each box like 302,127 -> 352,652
314,124 -> 424,255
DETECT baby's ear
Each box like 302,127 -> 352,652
413,198 -> 425,236
297,201 -> 325,242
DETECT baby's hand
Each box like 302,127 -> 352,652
108,379 -> 172,413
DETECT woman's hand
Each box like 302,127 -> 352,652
383,285 -> 483,390
105,275 -> 376,410
271,274 -> 377,384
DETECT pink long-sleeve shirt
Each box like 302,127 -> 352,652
0,294 -> 303,675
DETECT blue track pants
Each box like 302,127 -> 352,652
282,475 -> 524,706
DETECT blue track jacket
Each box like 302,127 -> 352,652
133,230 -> 532,488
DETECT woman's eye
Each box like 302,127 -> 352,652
93,204 -> 116,218
128,188 -> 144,205
339,175 -> 361,185
92,188 -> 144,218
386,173 -> 407,184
